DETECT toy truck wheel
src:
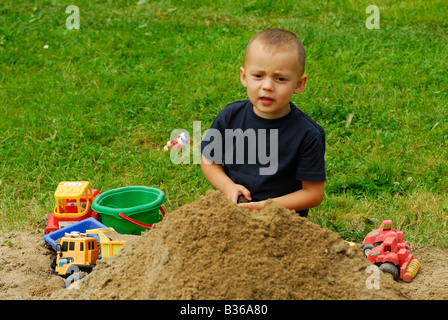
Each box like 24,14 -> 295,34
362,244 -> 374,257
63,272 -> 86,289
50,257 -> 56,271
379,262 -> 399,281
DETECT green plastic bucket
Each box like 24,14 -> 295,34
92,186 -> 166,235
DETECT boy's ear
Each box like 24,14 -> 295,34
240,67 -> 247,87
294,74 -> 307,94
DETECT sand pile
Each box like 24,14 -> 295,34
55,190 -> 409,300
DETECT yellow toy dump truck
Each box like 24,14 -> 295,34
50,232 -> 99,280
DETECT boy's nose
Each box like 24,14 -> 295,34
261,78 -> 274,91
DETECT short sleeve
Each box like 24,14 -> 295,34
295,130 -> 326,182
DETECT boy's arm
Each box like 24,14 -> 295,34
239,181 -> 325,211
200,155 -> 252,204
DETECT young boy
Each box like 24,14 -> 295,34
199,29 -> 326,217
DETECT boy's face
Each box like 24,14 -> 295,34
240,41 -> 307,119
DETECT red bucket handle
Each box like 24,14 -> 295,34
118,206 -> 166,230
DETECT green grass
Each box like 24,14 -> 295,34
1,1 -> 447,247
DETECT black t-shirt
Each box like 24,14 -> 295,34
199,100 -> 326,217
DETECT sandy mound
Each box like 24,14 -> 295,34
0,230 -> 61,299
54,190 -> 409,300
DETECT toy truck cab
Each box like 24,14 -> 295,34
45,182 -> 100,242
50,233 -> 99,278
361,220 -> 397,257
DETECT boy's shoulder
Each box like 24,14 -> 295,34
291,105 -> 325,135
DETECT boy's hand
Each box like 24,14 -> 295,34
223,183 -> 252,204
200,155 -> 255,206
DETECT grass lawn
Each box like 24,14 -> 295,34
1,0 -> 447,246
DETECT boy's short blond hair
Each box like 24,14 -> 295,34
244,29 -> 306,76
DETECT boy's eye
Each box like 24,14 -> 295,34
277,77 -> 287,82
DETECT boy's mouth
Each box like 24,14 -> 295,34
260,96 -> 274,105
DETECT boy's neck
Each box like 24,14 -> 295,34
252,102 -> 292,120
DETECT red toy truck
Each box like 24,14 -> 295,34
45,181 -> 100,246
360,220 -> 400,257
366,232 -> 420,282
